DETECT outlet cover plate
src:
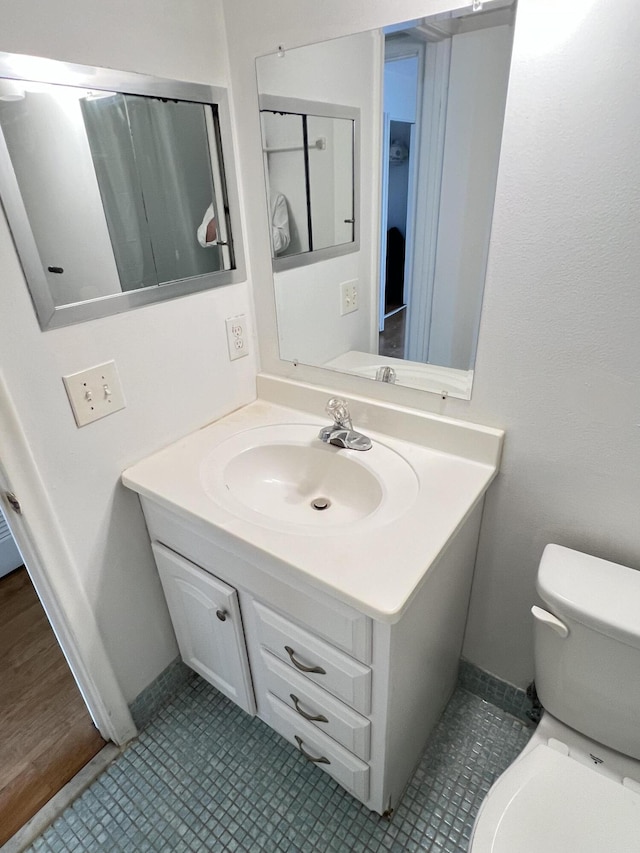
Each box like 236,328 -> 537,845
63,360 -> 125,427
340,280 -> 358,315
226,315 -> 249,360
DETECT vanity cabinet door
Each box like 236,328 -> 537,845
152,543 -> 256,715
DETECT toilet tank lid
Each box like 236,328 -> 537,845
537,545 -> 640,651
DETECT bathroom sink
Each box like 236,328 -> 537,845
199,423 -> 419,532
122,393 -> 504,619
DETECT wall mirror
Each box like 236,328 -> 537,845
259,94 -> 359,270
256,1 -> 515,399
0,52 -> 245,330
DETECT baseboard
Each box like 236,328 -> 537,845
458,659 -> 534,724
129,658 -> 195,731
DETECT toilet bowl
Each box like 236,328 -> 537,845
469,545 -> 640,853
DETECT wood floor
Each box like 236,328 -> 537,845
0,567 -> 105,845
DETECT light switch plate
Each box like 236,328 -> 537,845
63,360 -> 126,427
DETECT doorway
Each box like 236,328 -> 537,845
0,511 -> 105,845
379,55 -> 420,351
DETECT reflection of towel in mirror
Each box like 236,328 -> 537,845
197,203 -> 216,247
197,190 -> 290,253
270,189 -> 290,255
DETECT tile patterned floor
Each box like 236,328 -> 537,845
27,677 -> 531,852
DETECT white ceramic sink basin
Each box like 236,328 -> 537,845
200,423 -> 419,533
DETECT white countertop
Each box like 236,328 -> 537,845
122,398 -> 501,622
324,350 -> 474,400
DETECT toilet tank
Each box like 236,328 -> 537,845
534,544 -> 640,760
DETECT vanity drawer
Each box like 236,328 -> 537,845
142,500 -> 372,663
259,648 -> 371,761
253,602 -> 372,714
264,692 -> 370,804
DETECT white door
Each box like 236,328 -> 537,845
153,542 -> 256,715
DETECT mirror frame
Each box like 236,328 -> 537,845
258,93 -> 360,273
0,51 -> 246,330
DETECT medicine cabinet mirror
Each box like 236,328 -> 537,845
258,94 -> 359,271
0,52 -> 245,330
255,1 -> 515,399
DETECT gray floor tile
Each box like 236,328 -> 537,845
26,678 -> 531,852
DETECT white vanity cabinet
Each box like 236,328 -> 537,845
140,496 -> 484,817
122,393 -> 503,815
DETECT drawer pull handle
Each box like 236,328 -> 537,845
290,694 -> 328,723
216,610 -> 228,622
284,646 -> 326,675
295,735 -> 330,765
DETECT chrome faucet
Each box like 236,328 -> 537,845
318,397 -> 372,451
375,365 -> 396,384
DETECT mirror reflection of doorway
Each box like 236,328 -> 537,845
379,55 -> 419,360
379,14 -> 513,373
0,508 -> 105,845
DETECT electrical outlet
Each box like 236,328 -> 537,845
63,360 -> 126,427
340,280 -> 358,315
226,314 -> 249,361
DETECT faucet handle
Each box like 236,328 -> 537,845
375,365 -> 396,384
326,397 -> 351,427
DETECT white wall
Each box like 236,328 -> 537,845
274,253 -> 368,364
460,0 -> 640,686
385,57 -> 419,123
223,0 -> 640,689
0,0 -> 257,702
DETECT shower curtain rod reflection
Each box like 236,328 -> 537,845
263,136 -> 326,154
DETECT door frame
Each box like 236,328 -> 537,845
0,372 -> 136,746
379,45 -> 424,347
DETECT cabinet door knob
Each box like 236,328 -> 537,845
216,609 -> 228,622
284,645 -> 326,674
295,735 -> 330,765
290,694 -> 328,723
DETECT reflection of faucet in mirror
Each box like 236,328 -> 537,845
376,364 -> 396,383
318,397 -> 372,451
375,365 -> 396,384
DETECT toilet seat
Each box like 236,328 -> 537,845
470,742 -> 640,853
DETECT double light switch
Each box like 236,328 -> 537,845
63,360 -> 125,427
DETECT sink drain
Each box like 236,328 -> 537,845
311,496 -> 331,511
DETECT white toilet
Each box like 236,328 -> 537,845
469,544 -> 640,853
